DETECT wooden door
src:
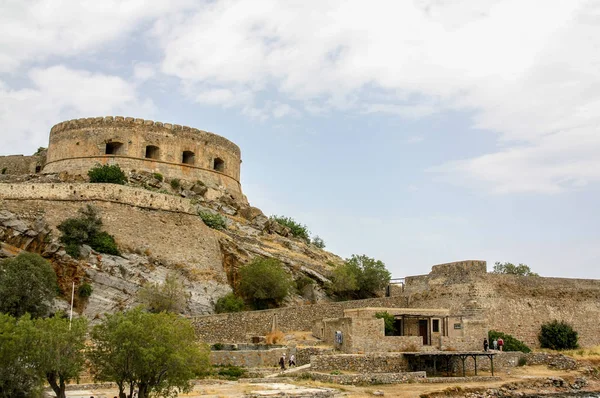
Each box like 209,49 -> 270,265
419,320 -> 428,345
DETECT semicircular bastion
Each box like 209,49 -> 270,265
43,116 -> 243,198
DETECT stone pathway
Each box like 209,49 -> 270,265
264,364 -> 311,378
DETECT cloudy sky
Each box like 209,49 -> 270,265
1,0 -> 599,278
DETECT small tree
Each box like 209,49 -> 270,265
214,293 -> 245,313
539,320 -> 579,350
0,252 -> 58,318
331,255 -> 391,299
88,164 -> 127,184
89,307 -> 210,398
488,330 -> 531,353
57,205 -> 120,257
493,262 -> 538,276
137,274 -> 189,314
237,257 -> 293,309
311,236 -> 326,249
375,311 -> 397,336
32,314 -> 88,398
0,314 -> 41,398
270,215 -> 310,243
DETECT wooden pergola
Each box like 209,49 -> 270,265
403,351 -> 497,377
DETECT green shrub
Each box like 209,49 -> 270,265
375,311 -> 397,336
78,283 -> 93,298
295,275 -> 314,292
170,178 -> 181,190
488,330 -> 531,353
1,167 -> 6,174
311,235 -> 326,249
517,356 -> 527,366
217,365 -> 246,380
212,343 -> 224,351
153,172 -> 163,182
270,215 -> 310,243
539,320 -> 579,350
57,205 -> 120,256
88,164 -> 127,184
492,262 -> 538,276
214,293 -> 245,313
199,211 -> 226,230
331,254 -> 391,300
238,257 -> 293,310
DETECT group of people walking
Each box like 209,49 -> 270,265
483,337 -> 504,351
279,353 -> 296,371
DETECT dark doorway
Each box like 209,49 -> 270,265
105,142 -> 124,155
213,157 -> 224,172
182,151 -> 195,165
394,319 -> 403,336
145,145 -> 160,159
419,320 -> 428,345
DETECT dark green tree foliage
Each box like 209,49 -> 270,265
237,257 -> 293,309
88,164 -> 127,184
0,252 -> 58,318
0,314 -> 87,398
375,311 -> 397,336
488,330 -> 531,353
32,315 -> 88,398
0,314 -> 39,398
137,274 -> 189,314
89,307 -> 210,398
539,320 -> 579,350
198,211 -> 226,230
57,205 -> 120,257
270,215 -> 310,243
332,255 -> 391,299
492,262 -> 539,276
311,235 -> 326,249
214,293 -> 245,313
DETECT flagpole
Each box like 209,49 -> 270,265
69,281 -> 75,330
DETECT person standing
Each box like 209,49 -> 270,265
289,354 -> 296,367
279,355 -> 286,371
483,338 -> 489,352
493,339 -> 498,350
498,337 -> 504,351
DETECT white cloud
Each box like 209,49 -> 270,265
133,63 -> 157,82
0,65 -> 153,155
0,0 -> 193,72
151,0 -> 599,194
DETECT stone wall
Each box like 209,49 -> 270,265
306,371 -> 426,385
44,116 -> 243,199
0,154 -> 44,175
210,347 -> 287,368
310,353 -> 410,372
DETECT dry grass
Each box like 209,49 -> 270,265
266,329 -> 285,344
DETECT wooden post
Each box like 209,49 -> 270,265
473,355 -> 478,376
461,355 -> 466,377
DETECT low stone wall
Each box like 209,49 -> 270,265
0,183 -> 196,214
296,347 -> 334,367
306,371 -> 426,385
524,353 -> 578,370
210,347 -> 288,368
310,353 -> 409,373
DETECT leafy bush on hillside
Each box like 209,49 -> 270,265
492,262 -> 538,276
198,211 -> 226,230
57,205 -> 120,257
214,293 -> 245,313
170,178 -> 181,189
539,320 -> 579,350
488,330 -> 531,353
331,254 -> 391,299
77,283 -> 93,298
153,172 -> 163,182
238,257 -> 293,309
88,164 -> 127,184
270,215 -> 310,243
311,235 -> 326,249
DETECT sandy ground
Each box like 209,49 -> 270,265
61,366 -> 596,398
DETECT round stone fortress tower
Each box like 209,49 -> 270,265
43,116 -> 242,198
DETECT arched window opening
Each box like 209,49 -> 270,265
105,141 -> 124,155
182,151 -> 195,165
145,145 -> 160,160
213,157 -> 225,172
35,165 -> 42,173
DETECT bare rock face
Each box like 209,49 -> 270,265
0,178 -> 341,319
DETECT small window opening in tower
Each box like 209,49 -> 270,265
145,145 -> 160,159
105,141 -> 124,155
213,157 -> 224,172
35,165 -> 41,173
182,151 -> 195,165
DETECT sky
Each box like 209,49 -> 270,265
1,0 -> 599,279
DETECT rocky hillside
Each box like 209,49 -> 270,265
0,171 -> 342,319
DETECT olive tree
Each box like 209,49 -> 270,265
237,257 -> 293,309
88,307 -> 210,398
0,252 -> 58,318
331,254 -> 391,299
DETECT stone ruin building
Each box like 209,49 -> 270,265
0,116 -> 244,201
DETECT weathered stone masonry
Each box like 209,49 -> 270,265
43,116 -> 243,200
